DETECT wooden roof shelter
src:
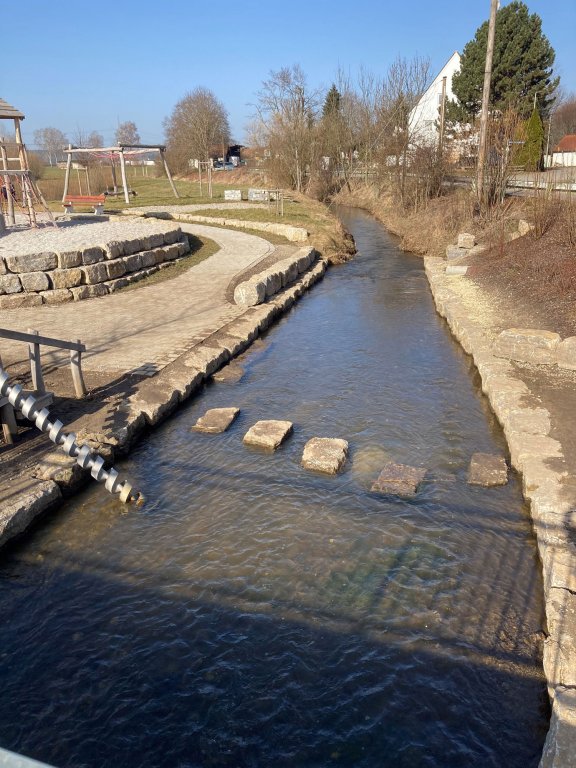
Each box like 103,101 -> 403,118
0,97 -> 54,227
63,144 -> 179,204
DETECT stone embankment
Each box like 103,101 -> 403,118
233,246 -> 318,306
0,220 -> 190,308
424,256 -> 576,768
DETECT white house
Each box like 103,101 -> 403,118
408,51 -> 461,146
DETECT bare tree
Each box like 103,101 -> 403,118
254,65 -> 321,191
164,88 -> 230,173
115,121 -> 141,146
549,93 -> 576,148
33,127 -> 68,165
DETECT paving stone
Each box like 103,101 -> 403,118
192,407 -> 240,433
468,453 -> 508,486
494,328 -> 561,365
20,271 -> 50,292
243,419 -> 293,451
371,462 -> 427,498
301,437 -> 349,474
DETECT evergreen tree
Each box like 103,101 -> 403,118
447,1 -> 558,121
322,84 -> 341,118
518,107 -> 545,170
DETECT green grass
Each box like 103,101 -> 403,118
116,234 -> 219,292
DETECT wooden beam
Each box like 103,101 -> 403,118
0,142 -> 15,225
62,145 -> 73,202
161,148 -> 179,198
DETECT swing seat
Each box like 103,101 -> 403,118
63,195 -> 106,215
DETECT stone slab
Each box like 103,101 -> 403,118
192,407 -> 240,434
457,232 -> 476,249
301,437 -> 348,474
243,419 -> 293,451
0,477 -> 61,548
468,453 -> 508,486
494,328 -> 561,365
540,686 -> 576,768
371,462 -> 427,498
446,265 -> 469,276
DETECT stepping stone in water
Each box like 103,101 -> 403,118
243,420 -> 293,451
212,363 -> 245,383
192,407 -> 240,434
371,462 -> 427,498
301,437 -> 348,475
468,453 -> 508,486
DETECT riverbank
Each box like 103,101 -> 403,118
334,183 -> 576,766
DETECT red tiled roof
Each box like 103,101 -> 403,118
554,134 -> 576,152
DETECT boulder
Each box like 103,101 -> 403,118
234,279 -> 266,306
301,437 -> 348,474
243,419 -> 293,451
371,462 -> 427,498
192,407 -> 240,434
468,453 -> 508,486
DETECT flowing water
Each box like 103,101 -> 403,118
0,208 -> 548,767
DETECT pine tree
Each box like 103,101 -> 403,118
322,85 -> 341,119
447,1 -> 558,122
518,107 -> 545,170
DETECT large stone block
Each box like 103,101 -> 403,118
82,262 -> 108,284
0,258 -> 7,274
106,259 -> 127,279
105,240 -> 124,259
457,232 -> 477,249
506,406 -> 551,435
468,453 -> 508,486
556,337 -> 576,371
280,261 -> 299,286
518,219 -> 534,236
446,245 -> 468,261
81,246 -> 105,265
164,228 -> 180,245
234,279 -> 266,306
0,293 -> 42,309
50,268 -> 83,289
71,283 -> 109,301
192,407 -> 240,434
19,271 -> 50,292
139,250 -> 156,268
243,419 -> 293,451
371,462 -> 427,497
58,250 -> 82,268
164,244 -> 181,261
494,328 -> 561,365
124,238 -> 143,255
302,437 -> 349,474
0,274 -> 22,294
149,233 -> 165,248
40,288 -> 73,305
540,686 -> 576,768
5,251 -> 57,272
123,253 -> 142,272
184,345 -> 229,376
0,477 -> 61,548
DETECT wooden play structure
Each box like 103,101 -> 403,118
0,97 -> 55,227
62,144 -> 179,205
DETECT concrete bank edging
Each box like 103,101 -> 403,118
424,256 -> 576,768
0,257 -> 329,551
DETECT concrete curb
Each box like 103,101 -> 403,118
424,256 -> 576,767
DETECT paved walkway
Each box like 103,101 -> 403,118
0,223 -> 276,376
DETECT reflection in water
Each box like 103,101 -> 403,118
0,208 -> 548,767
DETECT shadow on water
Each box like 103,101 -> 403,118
0,207 -> 550,767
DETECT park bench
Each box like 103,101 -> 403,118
63,194 -> 106,214
0,329 -> 87,445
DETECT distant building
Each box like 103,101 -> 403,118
547,134 -> 576,167
408,52 -> 461,146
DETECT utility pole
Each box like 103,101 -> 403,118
438,76 -> 447,154
476,0 -> 498,207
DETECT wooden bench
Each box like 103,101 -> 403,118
63,194 -> 106,214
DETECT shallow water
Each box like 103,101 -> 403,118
0,208 -> 548,767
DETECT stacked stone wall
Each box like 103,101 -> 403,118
0,227 -> 190,308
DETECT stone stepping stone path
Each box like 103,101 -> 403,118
243,420 -> 293,451
371,462 -> 427,498
467,453 -> 508,486
192,407 -> 240,434
301,437 -> 348,475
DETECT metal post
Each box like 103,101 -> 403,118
70,341 -> 87,398
118,150 -> 130,204
27,328 -> 45,395
62,145 -> 73,202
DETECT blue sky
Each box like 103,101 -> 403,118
2,0 -> 574,148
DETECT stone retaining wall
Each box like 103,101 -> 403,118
0,226 -> 190,308
424,256 -> 576,768
170,213 -> 309,243
233,246 -> 317,306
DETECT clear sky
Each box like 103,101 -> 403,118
2,0 -> 574,148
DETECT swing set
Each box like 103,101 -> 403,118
62,143 -> 179,205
